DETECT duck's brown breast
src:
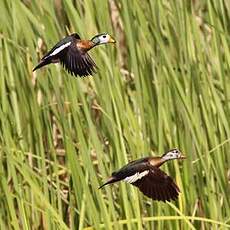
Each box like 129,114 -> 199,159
76,40 -> 94,51
148,157 -> 166,168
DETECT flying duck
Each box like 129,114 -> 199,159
33,33 -> 116,77
100,149 -> 186,202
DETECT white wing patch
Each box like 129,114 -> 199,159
123,170 -> 149,184
49,42 -> 71,56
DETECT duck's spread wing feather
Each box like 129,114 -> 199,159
131,166 -> 180,202
42,33 -> 81,61
60,42 -> 97,77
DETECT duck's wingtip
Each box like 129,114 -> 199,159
98,176 -> 116,189
98,185 -> 104,189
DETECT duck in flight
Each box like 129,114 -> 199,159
100,149 -> 186,202
33,33 -> 116,77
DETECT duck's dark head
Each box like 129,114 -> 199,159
161,149 -> 186,161
91,33 -> 116,45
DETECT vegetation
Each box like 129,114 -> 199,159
0,0 -> 230,229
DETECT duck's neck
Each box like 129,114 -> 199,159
77,40 -> 96,51
149,157 -> 168,168
90,41 -> 99,48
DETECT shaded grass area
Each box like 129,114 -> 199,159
0,0 -> 230,229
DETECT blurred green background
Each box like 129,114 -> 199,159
0,0 -> 230,229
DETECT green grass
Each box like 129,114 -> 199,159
0,0 -> 230,229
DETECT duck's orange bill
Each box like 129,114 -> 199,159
109,37 -> 116,43
180,154 -> 186,159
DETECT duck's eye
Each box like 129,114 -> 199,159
103,35 -> 106,38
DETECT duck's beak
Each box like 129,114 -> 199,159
179,153 -> 186,159
109,36 -> 116,44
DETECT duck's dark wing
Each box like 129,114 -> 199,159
33,33 -> 81,72
99,158 -> 150,188
42,34 -> 80,60
111,157 -> 150,178
60,42 -> 97,77
131,166 -> 180,202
